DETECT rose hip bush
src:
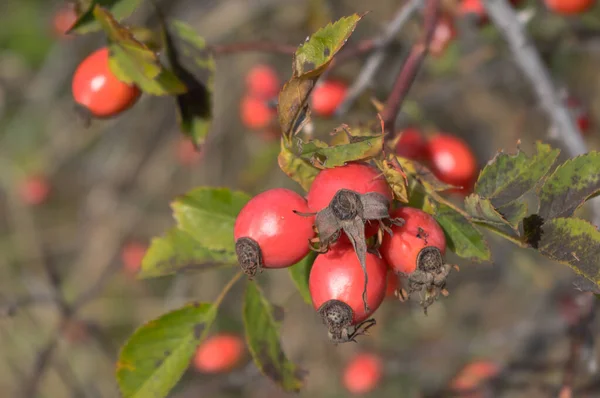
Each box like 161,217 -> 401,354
62,2 -> 600,397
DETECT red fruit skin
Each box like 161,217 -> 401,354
193,334 -> 245,373
566,96 -> 591,135
176,139 -> 203,166
52,5 -> 78,38
395,128 -> 429,161
450,360 -> 500,394
428,134 -> 478,194
430,15 -> 457,57
343,353 -> 383,394
121,241 -> 147,274
311,80 -> 347,117
240,95 -> 276,130
72,48 -> 141,118
245,64 -> 280,100
385,271 -> 400,298
234,188 -> 315,268
20,176 -> 51,206
545,0 -> 595,14
307,163 -> 392,241
309,243 -> 387,323
380,207 -> 446,275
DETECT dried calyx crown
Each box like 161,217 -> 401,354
318,299 -> 376,343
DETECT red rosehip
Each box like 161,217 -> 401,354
245,64 -> 280,100
193,333 -> 245,373
343,353 -> 383,394
176,139 -> 203,166
385,271 -> 400,298
240,95 -> 276,130
566,96 -> 591,135
234,188 -> 315,276
380,207 -> 446,275
428,134 -> 478,194
19,175 -> 51,206
545,0 -> 595,14
450,360 -> 500,395
121,241 -> 147,274
72,48 -> 141,118
430,14 -> 457,57
52,4 -> 78,38
311,80 -> 347,117
459,0 -> 524,23
395,128 -> 429,161
309,243 -> 387,342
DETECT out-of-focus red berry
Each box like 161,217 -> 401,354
52,4 -> 78,38
176,139 -> 203,166
245,64 -> 280,100
428,134 -> 478,195
311,80 -> 348,117
566,96 -> 591,135
545,0 -> 595,15
342,353 -> 383,394
121,241 -> 147,274
430,15 -> 457,57
450,360 -> 501,395
395,127 -> 429,161
240,95 -> 277,130
19,175 -> 51,206
193,333 -> 245,373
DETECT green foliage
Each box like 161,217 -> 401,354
376,154 -> 409,203
162,19 -> 215,146
69,0 -> 143,34
538,152 -> 600,220
288,252 -> 317,305
278,141 -> 320,191
140,228 -> 234,279
116,302 -> 217,398
243,283 -> 305,391
93,6 -> 187,95
172,187 -> 251,252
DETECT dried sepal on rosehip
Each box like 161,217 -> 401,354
318,300 -> 377,344
297,188 -> 403,313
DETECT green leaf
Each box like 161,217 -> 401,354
535,218 -> 600,290
288,252 -> 316,305
162,19 -> 215,146
434,203 -> 491,261
93,6 -> 187,96
139,228 -> 235,279
172,187 -> 251,252
243,282 -> 305,391
375,154 -> 409,203
298,133 -> 383,168
278,142 -> 320,192
465,194 -> 512,227
116,302 -> 217,398
278,13 -> 363,138
475,141 -> 559,210
69,0 -> 143,34
538,152 -> 600,220
397,157 -> 456,193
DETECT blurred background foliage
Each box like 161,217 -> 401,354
1,0 -> 600,397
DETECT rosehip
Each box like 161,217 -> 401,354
121,241 -> 147,274
193,333 -> 245,373
430,14 -> 456,57
19,175 -> 51,206
176,139 -> 203,166
386,271 -> 400,298
309,243 -> 387,342
52,4 -> 77,38
343,353 -> 383,394
450,360 -> 500,395
428,133 -> 478,194
311,80 -> 347,117
380,207 -> 446,275
245,64 -> 280,100
545,0 -> 595,15
240,95 -> 277,130
395,127 -> 429,161
72,48 -> 141,118
566,96 -> 591,135
234,188 -> 315,276
459,0 -> 524,24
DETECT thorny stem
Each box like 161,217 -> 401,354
381,0 -> 440,137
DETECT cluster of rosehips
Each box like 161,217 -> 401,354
234,162 -> 454,343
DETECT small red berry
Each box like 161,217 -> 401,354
193,333 -> 245,373
450,360 -> 500,395
380,207 -> 446,275
545,0 -> 595,14
307,163 -> 392,241
566,96 -> 591,135
343,353 -> 383,394
245,64 -> 280,100
52,4 -> 78,38
395,127 -> 429,161
19,175 -> 51,206
72,48 -> 141,118
234,188 -> 315,276
309,243 -> 387,342
240,95 -> 276,130
385,271 -> 400,298
428,134 -> 478,194
430,15 -> 456,57
176,139 -> 203,166
121,241 -> 147,274
311,80 -> 347,117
